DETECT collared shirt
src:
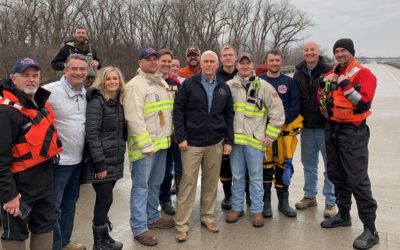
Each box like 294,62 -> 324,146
63,78 -> 86,97
200,73 -> 218,113
306,65 -> 313,78
43,76 -> 87,165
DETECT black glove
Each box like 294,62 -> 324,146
339,79 -> 351,90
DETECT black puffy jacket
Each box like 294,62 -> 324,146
84,88 -> 126,183
293,57 -> 332,128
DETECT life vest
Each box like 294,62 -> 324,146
0,90 -> 63,173
329,59 -> 371,125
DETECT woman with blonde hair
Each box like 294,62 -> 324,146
85,66 -> 126,250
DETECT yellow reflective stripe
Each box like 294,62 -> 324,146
266,125 -> 280,139
233,103 -> 266,117
234,133 -> 264,150
144,100 -> 173,115
129,132 -> 152,148
128,137 -> 171,162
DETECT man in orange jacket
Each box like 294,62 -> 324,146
178,46 -> 202,79
0,57 -> 62,250
319,38 -> 379,250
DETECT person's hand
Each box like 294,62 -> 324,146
261,137 -> 274,148
91,60 -> 99,69
3,194 -> 21,217
179,140 -> 188,151
143,151 -> 154,156
95,170 -> 107,179
223,144 -> 232,155
323,73 -> 338,83
337,75 -> 351,90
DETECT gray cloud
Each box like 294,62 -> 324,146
291,0 -> 399,57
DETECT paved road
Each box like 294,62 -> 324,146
2,64 -> 400,250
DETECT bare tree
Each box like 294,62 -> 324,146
0,0 -> 314,81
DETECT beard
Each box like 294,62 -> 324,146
22,85 -> 38,97
74,39 -> 89,52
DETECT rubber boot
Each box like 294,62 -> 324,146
175,173 -> 182,196
353,225 -> 379,250
93,225 -> 110,250
277,190 -> 297,217
1,240 -> 26,250
104,220 -> 123,250
262,184 -> 272,218
221,180 -> 232,210
30,231 -> 53,250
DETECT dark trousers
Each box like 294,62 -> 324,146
0,191 -> 54,241
326,121 -> 377,227
220,155 -> 232,182
53,164 -> 81,250
263,164 -> 287,191
159,143 -> 182,204
92,181 -> 116,226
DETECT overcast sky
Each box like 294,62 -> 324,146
290,0 -> 399,57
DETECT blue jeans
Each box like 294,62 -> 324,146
230,144 -> 264,213
300,128 -> 336,205
130,150 -> 167,236
53,164 -> 81,250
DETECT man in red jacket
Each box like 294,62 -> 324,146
0,57 -> 62,250
319,39 -> 379,250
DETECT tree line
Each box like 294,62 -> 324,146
0,0 -> 313,82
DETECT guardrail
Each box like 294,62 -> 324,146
383,62 -> 400,69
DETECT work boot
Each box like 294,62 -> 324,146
148,217 -> 175,229
295,197 -> 317,210
104,220 -> 123,250
251,213 -> 264,227
161,201 -> 176,215
226,210 -> 244,223
320,212 -> 351,228
323,204 -> 337,218
134,230 -> 157,246
262,191 -> 273,218
92,225 -> 109,250
1,240 -> 26,250
30,231 -> 52,250
277,190 -> 297,217
221,180 -> 232,210
353,226 -> 379,250
62,242 -> 87,250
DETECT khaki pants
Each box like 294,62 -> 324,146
175,141 -> 223,232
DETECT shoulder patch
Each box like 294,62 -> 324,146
277,85 -> 287,94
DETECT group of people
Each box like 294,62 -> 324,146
0,24 -> 379,250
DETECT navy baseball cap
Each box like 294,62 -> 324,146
12,57 -> 40,74
139,47 -> 159,60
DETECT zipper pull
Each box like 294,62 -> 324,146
76,96 -> 80,112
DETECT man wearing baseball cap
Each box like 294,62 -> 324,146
178,45 -> 201,79
0,57 -> 63,249
225,52 -> 284,227
123,47 -> 175,246
320,38 -> 379,250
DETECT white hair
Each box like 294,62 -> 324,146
201,50 -> 219,63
